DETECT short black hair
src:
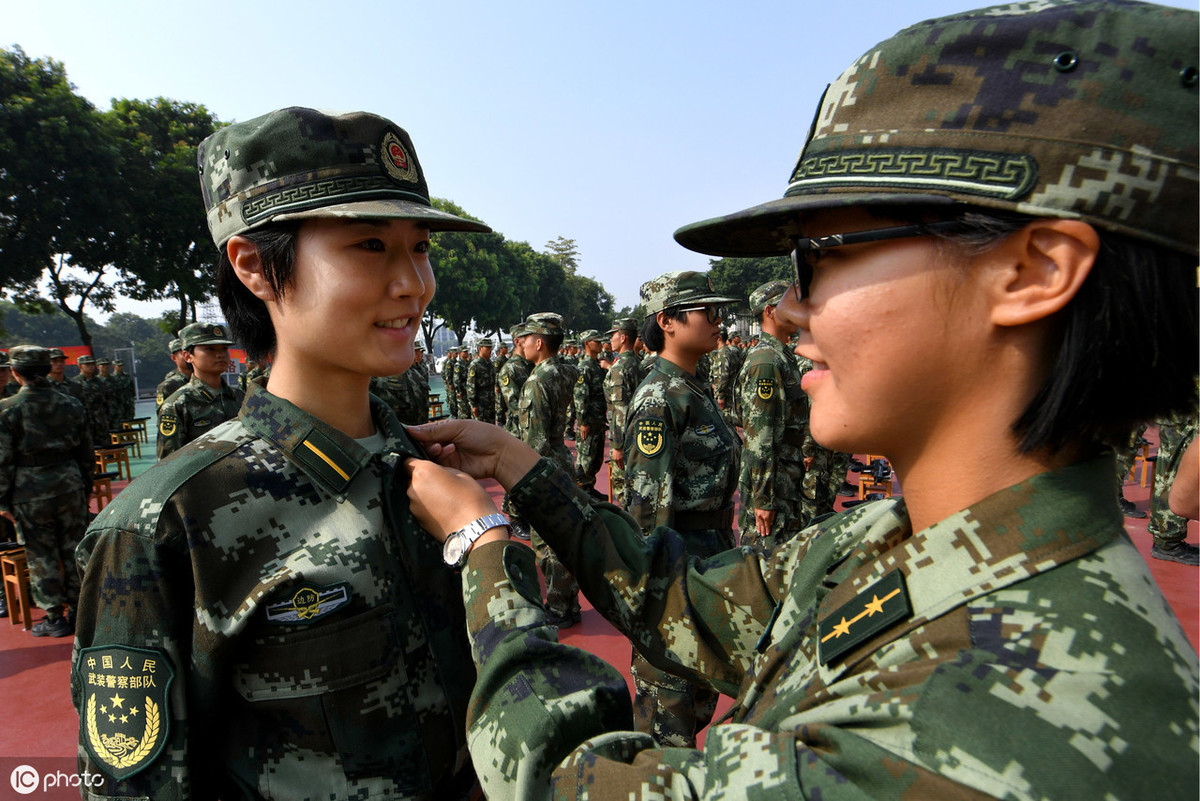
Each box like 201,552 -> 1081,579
216,222 -> 302,362
640,309 -> 687,353
907,208 -> 1199,455
530,333 -> 563,354
14,365 -> 50,380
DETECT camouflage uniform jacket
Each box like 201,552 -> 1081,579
466,356 -> 496,419
72,382 -> 477,800
573,355 -> 607,431
517,355 -> 574,473
2,379 -> 18,399
453,358 -> 470,415
73,374 -> 112,443
624,358 -> 739,535
110,372 -> 137,421
155,368 -> 190,412
604,351 -> 641,449
498,355 -> 531,437
458,454 -> 1199,799
48,374 -> 85,403
157,376 -> 245,460
737,333 -> 807,511
0,379 -> 92,508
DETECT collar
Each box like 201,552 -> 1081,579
238,381 -> 427,501
649,355 -> 707,395
814,454 -> 1122,680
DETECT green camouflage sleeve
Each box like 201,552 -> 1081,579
156,396 -> 190,460
623,396 -> 678,532
739,356 -> 784,510
518,376 -> 550,456
0,407 -> 13,509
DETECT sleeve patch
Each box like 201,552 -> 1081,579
634,417 -> 666,458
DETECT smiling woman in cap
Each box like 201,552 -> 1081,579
396,2 -> 1198,797
72,107 -> 494,799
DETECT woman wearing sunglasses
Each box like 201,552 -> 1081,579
617,270 -> 740,748
404,1 -> 1198,797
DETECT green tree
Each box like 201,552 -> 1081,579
427,199 -> 503,344
707,255 -> 791,304
107,98 -> 221,335
544,236 -> 580,274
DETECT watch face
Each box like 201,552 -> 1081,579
444,534 -> 466,566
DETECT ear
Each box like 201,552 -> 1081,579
656,310 -> 674,336
985,219 -> 1098,327
227,236 -> 277,302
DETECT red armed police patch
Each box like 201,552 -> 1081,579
77,645 -> 175,780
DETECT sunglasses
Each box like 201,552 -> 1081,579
675,305 -> 724,324
789,220 -> 971,302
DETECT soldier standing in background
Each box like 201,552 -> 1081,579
603,317 -> 640,506
573,330 -> 608,499
563,338 -> 579,440
0,353 -> 17,399
155,338 -> 193,413
498,325 -> 533,540
409,342 -> 431,423
111,360 -> 137,422
0,346 -> 92,637
73,355 -> 111,450
96,359 -> 122,428
442,347 -> 459,419
453,347 -> 471,419
737,280 -> 808,549
517,312 -> 580,626
47,349 -> 84,403
492,341 -> 509,427
466,338 -> 496,424
157,322 -> 245,459
623,270 -> 739,748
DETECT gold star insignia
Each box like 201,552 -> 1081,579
110,693 -> 125,708
863,594 -> 886,617
108,714 -> 116,723
119,714 -> 128,724
830,617 -> 852,639
129,706 -> 139,716
99,705 -> 108,714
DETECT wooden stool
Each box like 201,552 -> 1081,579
122,417 -> 150,445
428,400 -> 444,421
95,446 -> 132,482
858,455 -> 893,499
110,429 -> 142,459
1129,442 -> 1154,488
2,548 -> 33,631
92,471 -> 119,510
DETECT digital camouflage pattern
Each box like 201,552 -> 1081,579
73,383 -> 477,799
498,354 -> 531,438
109,368 -> 136,422
736,331 -> 808,549
638,271 -> 736,317
467,353 -> 496,424
370,373 -> 428,427
604,350 -> 641,506
492,350 -> 508,426
1148,416 -> 1197,546
155,368 -> 190,413
0,373 -> 92,616
157,375 -> 245,459
623,356 -> 740,747
73,371 -> 112,449
797,354 -> 842,522
443,352 -> 460,419
197,107 -> 489,248
453,354 -> 470,420
675,0 -> 1200,258
517,353 -> 579,620
459,454 -> 1200,799
572,351 -> 607,492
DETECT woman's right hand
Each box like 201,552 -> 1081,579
408,418 -> 541,489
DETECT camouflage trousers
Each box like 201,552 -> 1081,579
737,460 -> 804,551
13,490 -> 88,614
631,526 -> 730,748
472,400 -> 495,425
530,529 -> 579,619
445,388 -> 458,419
455,392 -> 470,419
1114,425 -> 1149,487
574,426 -> 606,492
801,447 -> 838,526
1149,422 -> 1196,546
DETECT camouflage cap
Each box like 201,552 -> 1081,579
675,1 -> 1200,257
114,360 -> 125,366
414,342 -> 426,352
749,280 -> 792,314
578,329 -> 606,343
640,270 -> 736,318
477,338 -> 494,349
96,358 -> 111,366
605,317 -> 639,336
180,322 -> 235,349
168,338 -> 182,354
509,323 -> 529,338
77,355 -> 96,365
8,346 -> 50,369
48,348 -> 66,359
524,312 -> 564,336
564,339 -> 579,348
198,107 -> 492,248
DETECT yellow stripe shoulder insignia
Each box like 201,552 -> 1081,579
818,569 -> 912,666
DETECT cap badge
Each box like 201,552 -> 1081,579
381,130 -> 418,184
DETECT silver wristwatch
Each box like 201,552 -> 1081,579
442,513 -> 509,568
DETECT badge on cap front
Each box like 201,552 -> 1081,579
381,130 -> 418,184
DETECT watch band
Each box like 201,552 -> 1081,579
443,512 -> 510,568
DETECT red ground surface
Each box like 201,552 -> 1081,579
2,429 -> 1194,785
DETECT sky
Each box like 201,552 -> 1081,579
6,0 -> 1194,321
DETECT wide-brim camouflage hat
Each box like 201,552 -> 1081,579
180,322 -> 235,349
524,312 -> 564,336
9,346 -> 50,369
199,107 -> 492,248
477,338 -> 494,349
641,270 -> 737,318
675,1 -> 1199,258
